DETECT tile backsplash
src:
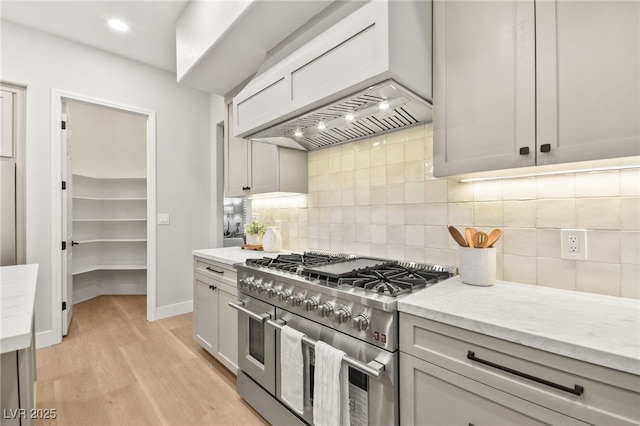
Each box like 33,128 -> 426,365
251,125 -> 640,299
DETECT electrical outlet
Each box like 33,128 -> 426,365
158,213 -> 170,225
561,229 -> 587,260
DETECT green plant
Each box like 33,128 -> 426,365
244,219 -> 266,236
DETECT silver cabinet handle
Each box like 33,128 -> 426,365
228,301 -> 270,323
266,319 -> 385,379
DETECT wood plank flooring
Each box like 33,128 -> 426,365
35,295 -> 268,426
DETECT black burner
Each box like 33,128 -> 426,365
338,265 -> 451,297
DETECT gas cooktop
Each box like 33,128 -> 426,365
244,251 -> 453,298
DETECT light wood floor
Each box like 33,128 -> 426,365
35,295 -> 268,426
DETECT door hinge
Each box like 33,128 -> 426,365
62,301 -> 67,311
62,241 -> 66,250
62,181 -> 67,190
61,120 -> 67,130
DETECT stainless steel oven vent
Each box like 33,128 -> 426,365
249,80 -> 432,151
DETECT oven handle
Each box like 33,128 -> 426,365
266,319 -> 385,379
228,301 -> 271,323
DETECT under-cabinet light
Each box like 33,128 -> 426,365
378,101 -> 390,110
459,164 -> 640,183
345,113 -> 355,121
294,129 -> 303,137
317,121 -> 326,130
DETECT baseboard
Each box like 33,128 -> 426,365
155,300 -> 193,320
35,329 -> 61,349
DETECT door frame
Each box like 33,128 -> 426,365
50,88 -> 158,342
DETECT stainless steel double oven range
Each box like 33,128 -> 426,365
229,252 -> 453,425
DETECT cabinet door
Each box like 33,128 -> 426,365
433,1 -> 536,177
216,286 -> 238,374
225,103 -> 249,197
194,274 -> 217,354
536,1 -> 640,165
1,90 -> 14,158
400,353 -> 586,426
249,141 -> 279,194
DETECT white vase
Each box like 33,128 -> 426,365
262,227 -> 282,252
246,234 -> 262,246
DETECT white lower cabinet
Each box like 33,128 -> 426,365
399,313 -> 640,426
400,353 -> 584,426
193,256 -> 238,374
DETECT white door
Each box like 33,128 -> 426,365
61,102 -> 74,336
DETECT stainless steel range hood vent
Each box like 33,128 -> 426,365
250,81 -> 432,151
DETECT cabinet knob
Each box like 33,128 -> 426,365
519,147 -> 530,155
540,144 -> 551,153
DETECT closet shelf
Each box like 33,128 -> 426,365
73,196 -> 147,201
73,264 -> 147,276
75,239 -> 147,244
73,218 -> 147,222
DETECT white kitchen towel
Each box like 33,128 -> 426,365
280,325 -> 306,415
313,340 -> 350,426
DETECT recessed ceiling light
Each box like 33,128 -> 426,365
108,19 -> 129,32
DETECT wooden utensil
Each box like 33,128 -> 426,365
485,229 -> 502,248
447,225 -> 468,247
465,228 -> 476,248
472,231 -> 488,248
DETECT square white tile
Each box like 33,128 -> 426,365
586,230 -> 621,263
404,225 -> 425,247
621,264 -> 640,299
405,182 -> 425,204
575,197 -> 620,230
405,204 -> 427,225
370,224 -> 387,244
473,201 -> 503,227
575,170 -> 620,197
503,228 -> 537,256
621,197 -> 640,231
621,231 -> 640,265
503,200 -> 537,227
536,257 -> 576,290
576,261 -> 620,296
536,199 -> 575,228
503,254 -> 537,285
386,225 -> 405,245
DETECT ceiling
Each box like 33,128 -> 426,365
0,1 -> 189,72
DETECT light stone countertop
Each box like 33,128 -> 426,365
192,247 -> 291,266
398,276 -> 640,375
1,264 -> 39,354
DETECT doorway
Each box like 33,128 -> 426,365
52,90 -> 157,342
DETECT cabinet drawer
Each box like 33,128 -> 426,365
400,352 -> 586,426
400,313 -> 640,425
194,257 -> 237,287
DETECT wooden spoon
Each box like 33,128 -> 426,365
472,231 -> 488,248
447,225 -> 468,247
465,228 -> 476,248
485,229 -> 502,248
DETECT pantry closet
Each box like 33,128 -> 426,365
66,101 -> 147,306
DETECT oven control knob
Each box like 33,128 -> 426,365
353,313 -> 370,331
278,289 -> 292,302
267,286 -> 279,299
239,277 -> 253,290
291,293 -> 304,307
319,302 -> 334,318
302,297 -> 319,311
254,282 -> 266,294
333,307 -> 351,325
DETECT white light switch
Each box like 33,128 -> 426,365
158,213 -> 170,225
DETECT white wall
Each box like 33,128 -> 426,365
1,21 -> 223,346
67,101 -> 147,178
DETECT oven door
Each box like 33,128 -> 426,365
272,309 -> 397,426
232,295 -> 276,395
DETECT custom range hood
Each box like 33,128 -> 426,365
232,0 -> 432,151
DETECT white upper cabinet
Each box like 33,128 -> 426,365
225,102 -> 308,197
433,1 -> 536,176
434,0 -> 640,177
536,0 -> 640,166
233,0 -> 431,139
1,90 -> 14,158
